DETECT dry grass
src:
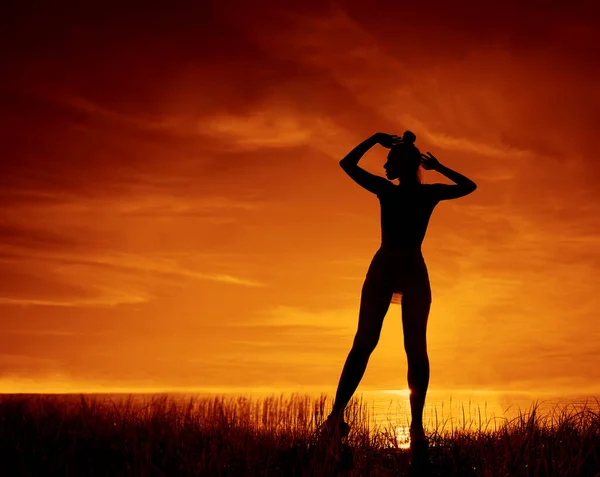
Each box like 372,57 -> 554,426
1,393 -> 599,476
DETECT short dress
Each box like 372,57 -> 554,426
363,244 -> 432,305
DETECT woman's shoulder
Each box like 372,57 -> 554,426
405,183 -> 432,193
378,182 -> 432,200
417,182 -> 438,192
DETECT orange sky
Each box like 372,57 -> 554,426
1,1 -> 600,397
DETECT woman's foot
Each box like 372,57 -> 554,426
409,425 -> 430,470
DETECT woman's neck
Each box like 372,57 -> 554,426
397,180 -> 420,187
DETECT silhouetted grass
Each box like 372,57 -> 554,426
1,393 -> 599,476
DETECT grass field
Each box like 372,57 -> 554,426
1,393 -> 599,476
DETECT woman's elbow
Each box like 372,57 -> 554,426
339,158 -> 354,171
466,179 -> 477,191
459,182 -> 477,197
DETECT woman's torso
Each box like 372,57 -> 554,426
376,183 -> 439,249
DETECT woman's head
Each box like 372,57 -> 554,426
383,130 -> 421,183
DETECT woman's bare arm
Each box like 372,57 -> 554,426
340,133 -> 400,194
421,152 -> 477,200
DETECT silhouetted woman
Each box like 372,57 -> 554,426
326,131 -> 477,447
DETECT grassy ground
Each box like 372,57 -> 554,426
1,393 -> 599,476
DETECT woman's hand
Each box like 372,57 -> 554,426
373,132 -> 402,149
420,152 -> 442,170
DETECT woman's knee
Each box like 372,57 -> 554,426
354,293 -> 389,354
404,339 -> 428,361
352,332 -> 380,354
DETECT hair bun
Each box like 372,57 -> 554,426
402,130 -> 416,145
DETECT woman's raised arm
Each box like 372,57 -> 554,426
421,152 -> 477,200
339,133 -> 401,195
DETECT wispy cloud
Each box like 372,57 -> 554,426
0,295 -> 149,308
199,273 -> 264,287
4,329 -> 78,336
0,237 -> 265,308
241,305 -> 358,334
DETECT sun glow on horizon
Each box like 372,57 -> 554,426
396,426 -> 411,449
381,389 -> 411,397
0,378 -> 295,395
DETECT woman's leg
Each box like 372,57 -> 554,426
330,267 -> 394,418
401,275 -> 432,437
